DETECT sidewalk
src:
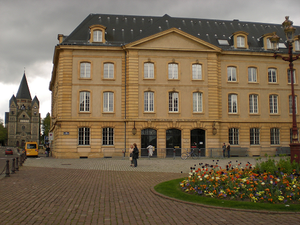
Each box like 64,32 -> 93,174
0,157 -> 299,225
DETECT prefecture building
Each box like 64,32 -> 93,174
49,14 -> 300,158
6,73 -> 40,147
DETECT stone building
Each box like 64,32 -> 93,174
6,73 -> 40,147
49,14 -> 300,158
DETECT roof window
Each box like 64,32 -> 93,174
218,39 -> 229,45
89,24 -> 106,43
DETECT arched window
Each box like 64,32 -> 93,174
79,91 -> 90,112
144,62 -> 154,79
168,63 -> 178,79
103,63 -> 114,79
80,62 -> 91,78
144,91 -> 154,112
192,64 -> 202,80
169,92 -> 179,112
103,92 -> 114,112
93,30 -> 103,42
193,92 -> 203,112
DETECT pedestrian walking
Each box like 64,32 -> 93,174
147,144 -> 154,157
227,143 -> 230,158
132,143 -> 139,167
222,143 -> 226,158
45,145 -> 50,157
129,145 -> 134,166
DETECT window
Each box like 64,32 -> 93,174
93,30 -> 102,42
192,64 -> 202,80
104,63 -> 114,79
229,128 -> 239,145
269,95 -> 278,114
144,63 -> 154,79
268,68 -> 277,83
237,36 -> 245,48
228,94 -> 237,113
78,127 -> 90,145
227,67 -> 237,82
249,94 -> 258,114
193,92 -> 203,112
169,92 -> 179,112
168,63 -> 178,79
79,92 -> 90,112
288,69 -> 296,84
295,40 -> 300,51
248,67 -> 257,82
267,38 -> 273,49
80,62 -> 91,78
250,128 -> 260,145
289,95 -> 297,114
144,92 -> 154,112
270,128 -> 280,145
103,92 -> 114,112
103,128 -> 114,145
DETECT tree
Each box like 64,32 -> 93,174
0,118 -> 8,146
41,112 -> 51,138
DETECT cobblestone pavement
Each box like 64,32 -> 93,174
0,157 -> 299,225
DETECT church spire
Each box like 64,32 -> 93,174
16,72 -> 32,100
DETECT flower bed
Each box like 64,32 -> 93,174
180,157 -> 300,204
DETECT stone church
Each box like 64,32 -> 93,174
6,73 -> 40,147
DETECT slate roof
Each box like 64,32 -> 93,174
31,96 -> 39,107
60,14 -> 300,53
9,95 -> 17,106
16,73 -> 32,100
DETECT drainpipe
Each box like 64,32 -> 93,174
124,49 -> 127,153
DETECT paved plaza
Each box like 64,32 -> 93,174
0,156 -> 299,225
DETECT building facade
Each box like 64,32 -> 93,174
6,73 -> 40,147
49,14 -> 300,158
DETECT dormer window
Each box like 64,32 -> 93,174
89,25 -> 106,43
237,36 -> 245,48
295,39 -> 300,51
232,31 -> 249,49
93,30 -> 102,42
263,33 -> 277,50
267,38 -> 273,49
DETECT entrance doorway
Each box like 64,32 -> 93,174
166,129 -> 181,157
141,129 -> 157,157
191,129 -> 205,156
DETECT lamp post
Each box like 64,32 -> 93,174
271,16 -> 300,163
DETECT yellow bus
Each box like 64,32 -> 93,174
25,142 -> 39,156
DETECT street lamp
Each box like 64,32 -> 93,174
271,16 -> 300,163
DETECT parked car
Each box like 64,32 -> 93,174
5,148 -> 13,155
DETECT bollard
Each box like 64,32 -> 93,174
5,160 -> 10,177
20,154 -> 23,166
148,150 -> 150,160
16,157 -> 19,171
11,158 -> 16,174
173,149 -> 176,160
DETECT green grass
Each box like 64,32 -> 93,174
154,178 -> 300,212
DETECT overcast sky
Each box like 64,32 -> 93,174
1,0 -> 300,121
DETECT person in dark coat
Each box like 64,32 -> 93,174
227,143 -> 230,158
222,143 -> 226,158
45,145 -> 50,157
132,143 -> 139,167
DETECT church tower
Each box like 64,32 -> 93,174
6,73 -> 40,147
